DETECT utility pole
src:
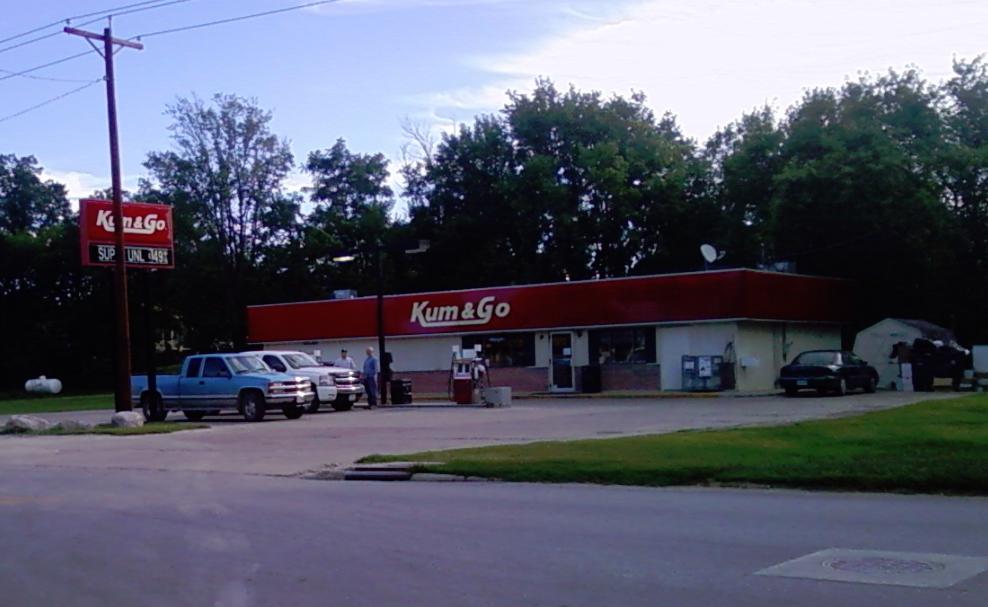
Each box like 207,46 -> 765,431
65,25 -> 144,412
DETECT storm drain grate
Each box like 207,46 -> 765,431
756,549 -> 988,588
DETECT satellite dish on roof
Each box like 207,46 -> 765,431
700,244 -> 727,269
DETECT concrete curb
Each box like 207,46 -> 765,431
344,470 -> 412,481
309,461 -> 492,483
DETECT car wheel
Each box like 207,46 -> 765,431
332,396 -> 354,412
282,405 -> 304,420
241,391 -> 266,422
141,393 -> 167,422
864,377 -> 877,394
784,387 -> 798,397
307,386 -> 321,414
183,410 -> 205,421
835,378 -> 847,396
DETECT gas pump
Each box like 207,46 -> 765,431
448,346 -> 491,405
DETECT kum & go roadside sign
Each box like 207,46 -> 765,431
79,199 -> 174,269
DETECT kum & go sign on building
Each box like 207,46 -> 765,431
247,270 -> 853,394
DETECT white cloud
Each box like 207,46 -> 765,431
40,169 -> 140,207
413,0 -> 988,141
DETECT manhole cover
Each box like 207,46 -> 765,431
756,549 -> 988,588
825,557 -> 944,575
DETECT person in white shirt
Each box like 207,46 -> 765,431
333,348 -> 356,370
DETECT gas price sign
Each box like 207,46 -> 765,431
79,199 -> 174,269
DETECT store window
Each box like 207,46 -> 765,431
462,333 -> 535,368
589,327 -> 656,364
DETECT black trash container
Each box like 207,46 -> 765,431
581,365 -> 602,394
390,379 -> 413,404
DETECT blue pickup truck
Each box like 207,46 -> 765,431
132,353 -> 314,422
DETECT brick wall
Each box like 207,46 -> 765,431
600,364 -> 661,391
393,365 -> 661,394
394,367 -> 549,395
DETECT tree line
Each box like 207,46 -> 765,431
2,58 -> 987,391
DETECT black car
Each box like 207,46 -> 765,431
779,350 -> 878,396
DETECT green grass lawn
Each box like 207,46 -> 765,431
361,393 -> 988,494
0,393 -> 113,415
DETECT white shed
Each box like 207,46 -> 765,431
853,318 -> 956,389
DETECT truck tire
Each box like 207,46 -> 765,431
183,410 -> 205,421
332,396 -> 354,412
141,392 -> 167,423
307,384 -> 320,414
282,404 -> 304,419
241,391 -> 266,422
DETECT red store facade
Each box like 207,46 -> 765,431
247,269 -> 852,394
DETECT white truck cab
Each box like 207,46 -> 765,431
242,350 -> 363,412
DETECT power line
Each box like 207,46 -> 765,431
133,0 -> 341,39
0,0 -> 176,46
0,17 -> 105,56
0,68 -> 95,84
0,50 -> 98,83
0,77 -> 104,124
0,1 -> 195,55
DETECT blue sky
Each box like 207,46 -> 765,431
1,0 -> 986,206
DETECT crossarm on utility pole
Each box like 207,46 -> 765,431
63,27 -> 144,50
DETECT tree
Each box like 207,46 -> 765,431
704,107 -> 784,266
304,139 -> 394,296
0,156 -> 114,391
142,94 -> 296,349
405,80 -> 715,288
940,56 -> 988,340
405,115 -> 524,289
768,70 -> 956,325
0,154 -> 71,235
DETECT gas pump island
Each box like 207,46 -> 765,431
448,346 -> 492,405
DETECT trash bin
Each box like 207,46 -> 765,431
581,365 -> 602,393
390,379 -> 413,405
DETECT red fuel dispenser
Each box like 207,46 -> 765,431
448,347 -> 490,405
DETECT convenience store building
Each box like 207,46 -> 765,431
246,269 -> 851,394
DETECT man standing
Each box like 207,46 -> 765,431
333,348 -> 356,370
363,347 -> 379,408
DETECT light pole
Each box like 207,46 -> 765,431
332,238 -> 429,405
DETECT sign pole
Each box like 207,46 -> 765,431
65,25 -> 144,412
144,271 -> 157,400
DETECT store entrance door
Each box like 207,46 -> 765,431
550,332 -> 575,392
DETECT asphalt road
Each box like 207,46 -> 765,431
1,467 -> 985,607
0,391 -> 954,476
2,392 -> 982,606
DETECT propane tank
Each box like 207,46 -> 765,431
24,376 -> 63,395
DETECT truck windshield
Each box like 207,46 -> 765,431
284,353 -> 319,369
228,356 -> 268,374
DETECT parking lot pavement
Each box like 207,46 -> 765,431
0,391 -> 956,478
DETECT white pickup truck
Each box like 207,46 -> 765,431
242,350 -> 363,412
